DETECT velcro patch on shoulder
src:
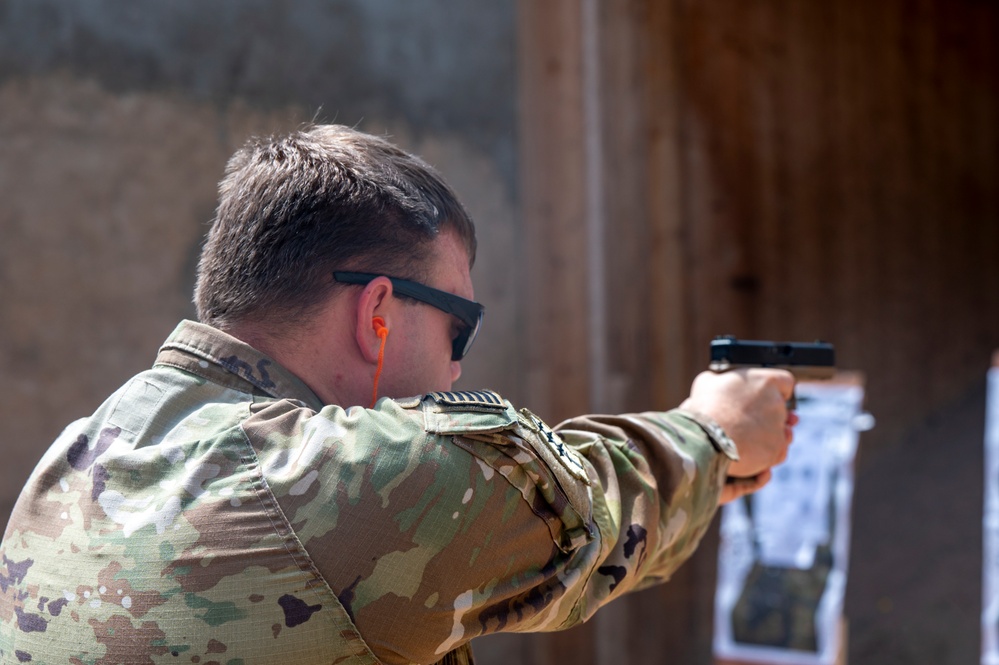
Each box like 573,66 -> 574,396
428,390 -> 505,409
422,391 -> 517,435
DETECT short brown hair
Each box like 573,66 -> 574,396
194,124 -> 477,330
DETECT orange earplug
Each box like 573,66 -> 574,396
370,317 -> 389,408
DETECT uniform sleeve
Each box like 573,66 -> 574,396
252,397 -> 733,665
553,410 -> 734,605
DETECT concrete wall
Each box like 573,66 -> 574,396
0,0 -> 521,523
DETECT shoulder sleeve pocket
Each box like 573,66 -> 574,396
420,393 -> 595,553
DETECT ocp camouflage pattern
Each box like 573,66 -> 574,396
0,320 -> 733,664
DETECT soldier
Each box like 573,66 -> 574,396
0,125 -> 794,665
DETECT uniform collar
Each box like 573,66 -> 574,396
155,319 -> 325,411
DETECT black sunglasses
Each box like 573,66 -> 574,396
333,271 -> 485,361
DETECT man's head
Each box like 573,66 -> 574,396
195,124 -> 477,332
194,125 -> 481,405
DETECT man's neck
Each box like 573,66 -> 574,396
222,319 -> 365,408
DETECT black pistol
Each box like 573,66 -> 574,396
709,337 -> 835,379
709,336 -> 836,408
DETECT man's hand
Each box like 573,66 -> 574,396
680,368 -> 797,504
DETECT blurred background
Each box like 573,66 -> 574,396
1,1 -> 996,663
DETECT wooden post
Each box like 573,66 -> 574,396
518,0 -> 592,425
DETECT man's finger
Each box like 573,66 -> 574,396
720,469 -> 773,504
754,368 -> 796,401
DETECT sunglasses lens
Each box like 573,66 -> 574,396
451,311 -> 483,361
451,331 -> 469,361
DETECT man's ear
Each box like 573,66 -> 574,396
354,276 -> 393,364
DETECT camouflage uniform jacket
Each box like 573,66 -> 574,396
0,320 -> 737,665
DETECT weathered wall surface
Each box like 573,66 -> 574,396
513,1 -> 998,663
0,1 -> 520,525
